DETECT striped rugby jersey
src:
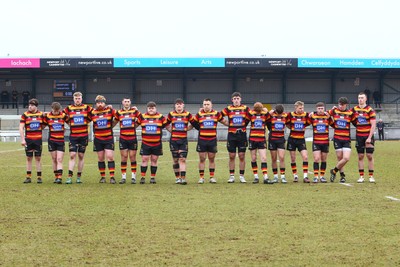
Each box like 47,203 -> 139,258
249,110 -> 271,142
64,104 -> 92,138
166,110 -> 195,141
267,112 -> 288,142
221,105 -> 251,134
44,111 -> 67,142
193,109 -> 223,141
286,111 -> 310,139
328,107 -> 353,141
115,108 -> 141,140
20,111 -> 44,140
351,105 -> 376,138
89,107 -> 116,141
137,112 -> 167,146
309,112 -> 330,145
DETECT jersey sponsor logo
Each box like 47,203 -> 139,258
145,124 -> 157,133
316,124 -> 326,133
73,115 -> 84,125
336,119 -> 347,128
121,118 -> 133,127
96,118 -> 108,128
52,123 -> 63,131
357,116 -> 367,124
203,120 -> 215,128
294,121 -> 304,130
174,122 -> 185,130
254,119 -> 263,128
232,116 -> 243,125
30,121 -> 40,130
274,122 -> 284,130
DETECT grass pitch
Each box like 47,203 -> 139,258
0,141 -> 399,266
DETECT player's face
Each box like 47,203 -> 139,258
295,105 -> 304,114
316,106 -> 325,115
358,94 -> 367,106
147,106 -> 157,115
28,104 -> 37,113
122,99 -> 131,109
338,103 -> 347,111
232,96 -> 241,106
96,101 -> 106,110
203,100 -> 212,112
52,108 -> 60,115
74,96 -> 82,105
175,103 -> 184,113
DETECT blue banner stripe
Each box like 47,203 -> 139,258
114,58 -> 225,68
298,58 -> 400,68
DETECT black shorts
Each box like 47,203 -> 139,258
48,140 -> 65,152
25,139 -> 42,157
119,138 -> 138,151
196,138 -> 218,153
248,140 -> 267,150
69,136 -> 88,153
268,139 -> 285,150
312,143 -> 329,153
169,139 -> 188,152
227,132 -> 247,153
93,138 -> 114,152
333,139 -> 351,150
140,143 -> 163,156
355,136 -> 375,153
286,137 -> 307,152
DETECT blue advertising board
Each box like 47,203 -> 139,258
298,58 -> 400,68
114,58 -> 225,68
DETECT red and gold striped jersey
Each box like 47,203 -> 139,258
166,110 -> 195,141
43,111 -> 67,142
309,112 -> 330,145
193,109 -> 223,141
20,111 -> 44,140
137,112 -> 167,146
64,104 -> 92,137
89,107 -> 116,141
267,112 -> 288,141
351,105 -> 376,137
249,110 -> 270,142
221,105 -> 251,133
328,107 -> 353,141
286,111 -> 310,139
115,108 -> 141,140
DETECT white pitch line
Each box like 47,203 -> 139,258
385,196 -> 400,202
340,183 -> 353,187
0,148 -> 25,153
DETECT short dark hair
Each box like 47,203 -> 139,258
338,97 -> 349,105
147,101 -> 156,107
275,104 -> 284,114
51,102 -> 61,111
175,98 -> 184,104
29,98 -> 39,107
315,102 -> 325,107
231,92 -> 241,98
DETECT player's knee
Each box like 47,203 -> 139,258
171,151 -> 179,159
366,148 -> 374,154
